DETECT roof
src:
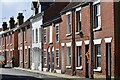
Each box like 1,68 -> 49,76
60,2 -> 90,14
43,2 -> 69,27
61,2 -> 81,13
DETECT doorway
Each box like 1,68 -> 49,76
51,47 -> 54,72
85,45 -> 89,78
48,48 -> 50,71
106,43 -> 111,80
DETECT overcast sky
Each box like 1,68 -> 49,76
0,0 -> 38,28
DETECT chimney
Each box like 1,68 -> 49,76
9,17 -> 15,29
2,22 -> 7,31
17,13 -> 24,25
31,2 -> 39,15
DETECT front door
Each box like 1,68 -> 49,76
106,43 -> 111,80
48,48 -> 50,71
51,48 -> 54,72
85,45 -> 89,78
61,46 -> 65,73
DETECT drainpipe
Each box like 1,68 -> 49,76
89,2 -> 94,79
71,9 -> 76,76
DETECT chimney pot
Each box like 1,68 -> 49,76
2,22 -> 7,31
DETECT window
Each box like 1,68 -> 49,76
49,26 -> 52,43
44,29 -> 46,43
10,35 -> 12,44
32,30 -> 34,43
44,50 -> 47,65
25,28 -> 27,41
76,10 -> 81,32
94,2 -> 101,30
56,49 -> 59,67
67,47 -> 71,66
36,29 -> 38,43
20,30 -> 23,43
56,24 -> 59,42
39,28 -> 42,43
77,46 -> 82,67
66,14 -> 71,34
95,45 -> 101,68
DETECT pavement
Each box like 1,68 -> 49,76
13,67 -> 84,79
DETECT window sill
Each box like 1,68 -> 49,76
93,26 -> 101,32
24,41 -> 27,43
44,64 -> 47,66
76,66 -> 82,70
66,66 -> 72,69
57,65 -> 59,68
66,33 -> 71,37
94,67 -> 101,72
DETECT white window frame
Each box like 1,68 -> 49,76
76,46 -> 82,70
39,28 -> 42,43
56,24 -> 59,42
36,28 -> 38,43
66,47 -> 71,68
66,11 -> 71,36
49,26 -> 52,43
94,44 -> 101,72
76,7 -> 81,33
44,49 -> 47,66
56,49 -> 59,67
93,0 -> 101,31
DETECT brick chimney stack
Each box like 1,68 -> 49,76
2,22 -> 7,31
17,13 -> 24,25
9,17 -> 15,29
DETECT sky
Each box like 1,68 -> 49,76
0,0 -> 38,28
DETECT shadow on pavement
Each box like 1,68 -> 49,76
1,74 -> 41,80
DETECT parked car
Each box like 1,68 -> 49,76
0,55 -> 5,68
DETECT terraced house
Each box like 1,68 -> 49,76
59,0 -> 120,79
1,0 -> 120,79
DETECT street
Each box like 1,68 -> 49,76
0,68 -> 63,80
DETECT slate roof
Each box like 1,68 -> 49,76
43,2 -> 69,27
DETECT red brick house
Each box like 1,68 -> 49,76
42,2 -> 69,73
17,13 -> 32,68
0,17 -> 19,67
59,1 -> 120,79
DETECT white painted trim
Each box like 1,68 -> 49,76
49,26 -> 53,43
76,41 -> 82,46
52,47 -> 54,51
44,49 -> 47,51
66,11 -> 71,15
48,48 -> 50,52
66,42 -> 71,47
76,7 -> 81,11
93,0 -> 100,5
55,23 -> 59,26
18,47 -> 19,50
104,37 -> 112,43
0,50 -> 1,52
76,66 -> 83,70
66,66 -> 72,69
28,46 -> 30,48
84,40 -> 90,45
25,46 -> 27,49
93,39 -> 102,45
13,48 -> 14,50
61,43 -> 65,46
56,48 -> 59,50
10,49 -> 13,51
20,47 -> 22,50
94,67 -> 101,72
